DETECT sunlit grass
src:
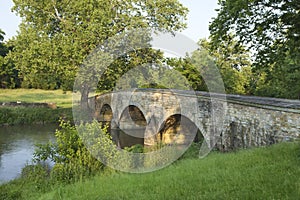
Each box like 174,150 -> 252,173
0,89 -> 73,108
1,142 -> 299,199
37,142 -> 300,200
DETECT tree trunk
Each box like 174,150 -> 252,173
80,84 -> 90,111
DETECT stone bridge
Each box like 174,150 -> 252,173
88,89 -> 300,151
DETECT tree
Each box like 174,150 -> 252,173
0,29 -> 7,57
167,57 -> 206,91
200,38 -> 252,95
10,0 -> 188,106
209,0 -> 300,98
0,29 -> 20,89
97,48 -> 165,92
170,38 -> 252,95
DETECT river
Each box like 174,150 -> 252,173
0,124 -> 144,184
0,124 -> 56,184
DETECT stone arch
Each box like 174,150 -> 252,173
119,105 -> 147,128
98,103 -> 121,146
117,105 -> 147,148
113,97 -> 150,126
157,114 -> 204,145
99,104 -> 113,123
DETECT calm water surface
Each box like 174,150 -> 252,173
0,124 -> 56,184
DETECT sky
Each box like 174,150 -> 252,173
0,0 -> 219,42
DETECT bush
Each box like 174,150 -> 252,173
124,144 -> 144,153
0,185 -> 22,200
32,120 -> 205,183
20,164 -> 50,191
178,142 -> 202,160
33,120 -> 105,183
0,107 -> 72,125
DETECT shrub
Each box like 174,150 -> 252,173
20,164 -> 50,191
33,120 -> 105,183
178,142 -> 202,160
0,107 -> 72,125
0,185 -> 22,200
124,144 -> 144,153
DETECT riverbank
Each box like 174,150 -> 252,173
1,142 -> 299,199
0,89 -> 73,125
0,106 -> 72,125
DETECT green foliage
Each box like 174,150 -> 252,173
0,184 -> 22,200
178,142 -> 203,160
34,120 -> 104,183
210,0 -> 300,66
124,144 -> 144,153
198,38 -> 252,95
169,58 -> 207,91
10,0 -> 188,98
169,38 -> 252,95
0,29 -> 7,57
253,55 -> 300,98
210,0 -> 300,99
97,49 -> 165,92
113,57 -> 193,91
0,107 -> 72,126
0,88 -> 73,126
140,83 -> 168,89
20,164 -> 51,191
0,29 -> 20,89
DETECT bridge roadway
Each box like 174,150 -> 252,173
88,89 -> 300,151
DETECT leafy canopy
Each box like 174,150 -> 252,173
10,0 -> 188,90
210,0 -> 300,98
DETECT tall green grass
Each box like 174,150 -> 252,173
42,142 -> 300,200
2,142 -> 297,200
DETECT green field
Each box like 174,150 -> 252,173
0,89 -> 73,108
0,89 -> 73,125
1,142 -> 299,200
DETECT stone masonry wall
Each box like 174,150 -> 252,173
92,89 -> 300,150
218,102 -> 300,151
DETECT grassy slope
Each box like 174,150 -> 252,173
0,89 -> 73,108
37,142 -> 300,200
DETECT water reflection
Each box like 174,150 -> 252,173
0,124 -> 56,184
111,128 -> 145,148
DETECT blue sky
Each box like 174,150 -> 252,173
0,0 -> 219,42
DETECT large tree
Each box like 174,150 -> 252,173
0,29 -> 19,88
10,0 -> 188,97
168,38 -> 252,95
199,38 -> 252,95
210,0 -> 300,98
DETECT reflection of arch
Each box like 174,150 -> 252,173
117,105 -> 147,148
157,114 -> 203,145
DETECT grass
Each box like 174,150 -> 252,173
2,142 -> 299,200
0,89 -> 73,108
0,89 -> 73,125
